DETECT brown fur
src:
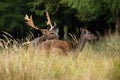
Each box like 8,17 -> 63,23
38,28 -> 97,55
39,39 -> 73,55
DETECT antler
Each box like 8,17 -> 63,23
25,12 -> 57,33
24,14 -> 54,35
24,14 -> 39,30
46,11 -> 56,30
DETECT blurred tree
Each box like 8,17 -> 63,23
26,0 -> 61,27
61,0 -> 102,21
61,0 -> 120,34
0,0 -> 119,39
0,0 -> 31,38
103,0 -> 120,34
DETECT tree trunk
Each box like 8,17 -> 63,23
115,16 -> 120,35
64,25 -> 68,40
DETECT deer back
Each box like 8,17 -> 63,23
31,29 -> 59,48
39,39 -> 73,55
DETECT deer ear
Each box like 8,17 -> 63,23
52,27 -> 59,34
80,28 -> 85,32
80,28 -> 87,34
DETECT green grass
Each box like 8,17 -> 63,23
0,35 -> 120,80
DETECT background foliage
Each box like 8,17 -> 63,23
0,0 -> 120,39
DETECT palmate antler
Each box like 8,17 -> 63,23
46,11 -> 56,30
24,14 -> 40,30
25,14 -> 50,35
25,11 -> 56,31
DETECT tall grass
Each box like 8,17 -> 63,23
0,35 -> 120,80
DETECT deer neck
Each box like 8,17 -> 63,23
77,36 -> 87,51
31,36 -> 44,48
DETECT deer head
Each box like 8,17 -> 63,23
80,28 -> 96,40
77,28 -> 97,51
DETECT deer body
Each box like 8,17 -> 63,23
39,39 -> 72,55
38,29 -> 97,55
31,31 -> 59,48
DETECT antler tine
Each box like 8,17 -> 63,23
46,11 -> 55,30
25,14 -> 39,30
53,22 -> 56,27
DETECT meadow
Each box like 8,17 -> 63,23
0,35 -> 120,80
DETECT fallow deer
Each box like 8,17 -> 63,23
24,12 -> 96,56
24,11 -> 59,47
39,28 -> 97,55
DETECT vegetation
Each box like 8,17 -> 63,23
0,0 -> 120,38
0,35 -> 120,80
0,0 -> 120,80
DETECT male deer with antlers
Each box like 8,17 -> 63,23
24,11 -> 59,48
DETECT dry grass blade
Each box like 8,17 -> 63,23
0,39 -> 5,48
0,39 -> 6,45
69,33 -> 78,43
29,31 -> 35,38
0,35 -> 120,80
2,31 -> 14,39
